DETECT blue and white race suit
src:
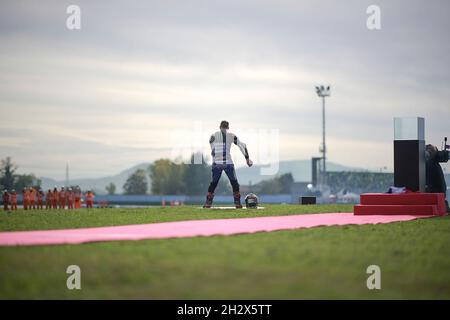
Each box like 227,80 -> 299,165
207,130 -> 249,193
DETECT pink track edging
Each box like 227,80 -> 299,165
0,212 -> 434,247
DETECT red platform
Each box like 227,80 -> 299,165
354,193 -> 447,216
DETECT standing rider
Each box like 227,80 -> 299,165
203,120 -> 253,208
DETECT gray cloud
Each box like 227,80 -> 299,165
0,0 -> 449,178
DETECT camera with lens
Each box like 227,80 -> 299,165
425,137 -> 449,213
435,149 -> 449,163
426,137 -> 449,163
436,137 -> 449,163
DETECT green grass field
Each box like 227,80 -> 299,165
0,204 -> 449,299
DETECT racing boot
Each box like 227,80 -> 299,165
234,191 -> 242,209
203,192 -> 214,208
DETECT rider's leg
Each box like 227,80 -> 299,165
204,164 -> 223,208
224,165 -> 242,208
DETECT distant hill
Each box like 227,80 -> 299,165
235,159 -> 364,185
39,159 -> 366,194
40,163 -> 151,194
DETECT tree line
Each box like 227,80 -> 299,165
122,153 -> 295,195
122,153 -> 231,195
0,157 -> 42,191
0,155 -> 227,196
3,155 -> 400,196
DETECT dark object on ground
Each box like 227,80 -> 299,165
300,196 -> 316,205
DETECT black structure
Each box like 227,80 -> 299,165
394,140 -> 426,192
393,117 -> 426,192
300,196 -> 316,205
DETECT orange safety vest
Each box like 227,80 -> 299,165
30,189 -> 36,201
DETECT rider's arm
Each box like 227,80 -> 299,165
233,135 -> 249,160
209,134 -> 216,161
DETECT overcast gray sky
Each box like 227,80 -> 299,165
0,0 -> 449,179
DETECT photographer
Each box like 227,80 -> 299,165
425,144 -> 449,213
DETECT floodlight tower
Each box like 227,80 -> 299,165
315,85 -> 330,186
